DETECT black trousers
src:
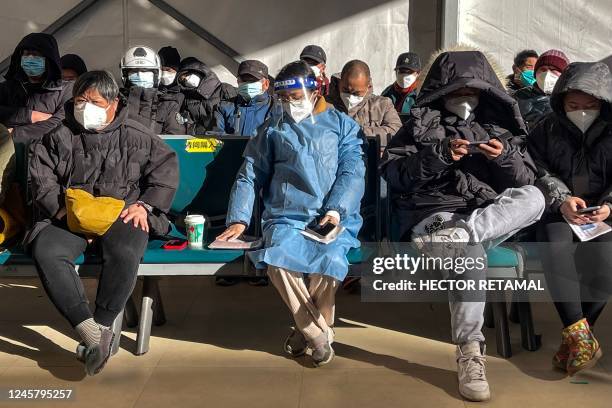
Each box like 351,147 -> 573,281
32,219 -> 149,327
538,214 -> 612,327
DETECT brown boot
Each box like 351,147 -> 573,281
564,318 -> 603,376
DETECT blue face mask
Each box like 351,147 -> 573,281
21,55 -> 46,77
128,71 -> 155,89
238,81 -> 264,100
520,70 -> 536,87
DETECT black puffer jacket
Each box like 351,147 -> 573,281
177,58 -> 236,134
381,50 -> 536,237
27,101 -> 179,244
514,85 -> 552,131
0,33 -> 73,145
123,86 -> 186,135
528,62 -> 612,213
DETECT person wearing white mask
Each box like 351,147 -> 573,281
514,49 -> 570,131
120,46 -> 185,134
382,52 -> 422,122
28,70 -> 178,377
158,46 -> 184,107
176,57 -> 237,134
382,50 -> 545,402
328,59 -> 401,152
217,61 -> 365,367
300,45 -> 330,95
528,61 -> 612,377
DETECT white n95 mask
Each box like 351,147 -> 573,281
536,71 -> 559,95
282,98 -> 313,123
182,73 -> 201,88
74,102 -> 110,131
340,92 -> 364,110
160,71 -> 177,86
444,95 -> 479,120
310,65 -> 321,78
396,73 -> 418,89
566,109 -> 600,133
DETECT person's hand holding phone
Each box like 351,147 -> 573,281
319,213 -> 339,226
583,205 -> 610,223
560,197 -> 591,225
449,139 -> 470,161
477,138 -> 504,160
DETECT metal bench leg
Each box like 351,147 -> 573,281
111,309 -> 124,356
517,300 -> 542,351
492,300 -> 512,358
509,292 -> 520,324
484,302 -> 494,329
151,278 -> 166,326
124,295 -> 139,328
136,277 -> 154,356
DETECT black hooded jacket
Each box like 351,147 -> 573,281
27,100 -> 179,244
514,84 -> 552,131
122,85 -> 186,135
177,58 -> 237,134
0,33 -> 73,145
381,50 -> 536,237
528,62 -> 612,213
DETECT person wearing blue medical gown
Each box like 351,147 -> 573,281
217,61 -> 365,367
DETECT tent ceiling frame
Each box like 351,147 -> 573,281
0,0 -> 100,75
0,0 -> 244,76
148,0 -> 243,71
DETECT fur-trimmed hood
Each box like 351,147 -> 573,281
413,44 -> 526,134
416,44 -> 507,94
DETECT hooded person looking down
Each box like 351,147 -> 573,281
176,57 -> 237,134
381,49 -> 545,402
529,62 -> 612,376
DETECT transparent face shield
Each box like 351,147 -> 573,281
273,76 -> 319,125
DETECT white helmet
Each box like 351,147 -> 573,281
120,46 -> 161,86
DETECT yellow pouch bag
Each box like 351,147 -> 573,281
65,188 -> 125,236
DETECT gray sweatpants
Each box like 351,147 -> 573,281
411,185 -> 545,345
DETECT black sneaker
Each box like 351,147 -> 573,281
84,327 -> 115,376
215,277 -> 239,286
248,277 -> 269,286
283,328 -> 307,357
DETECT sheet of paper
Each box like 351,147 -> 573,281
563,216 -> 612,242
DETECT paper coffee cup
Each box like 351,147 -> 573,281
185,214 -> 205,249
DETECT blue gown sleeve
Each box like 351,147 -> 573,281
322,115 -> 366,221
226,126 -> 273,226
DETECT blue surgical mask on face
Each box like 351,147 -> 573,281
238,81 -> 264,100
520,70 -> 536,87
21,55 -> 46,77
128,71 -> 155,89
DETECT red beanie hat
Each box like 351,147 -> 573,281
535,49 -> 570,73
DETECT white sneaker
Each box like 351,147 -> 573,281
456,342 -> 490,402
413,226 -> 470,259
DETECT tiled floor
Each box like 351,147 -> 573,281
0,277 -> 610,408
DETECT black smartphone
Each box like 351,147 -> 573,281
467,141 -> 487,145
577,206 -> 602,214
312,222 -> 337,237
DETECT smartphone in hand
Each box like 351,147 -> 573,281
577,206 -> 602,214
